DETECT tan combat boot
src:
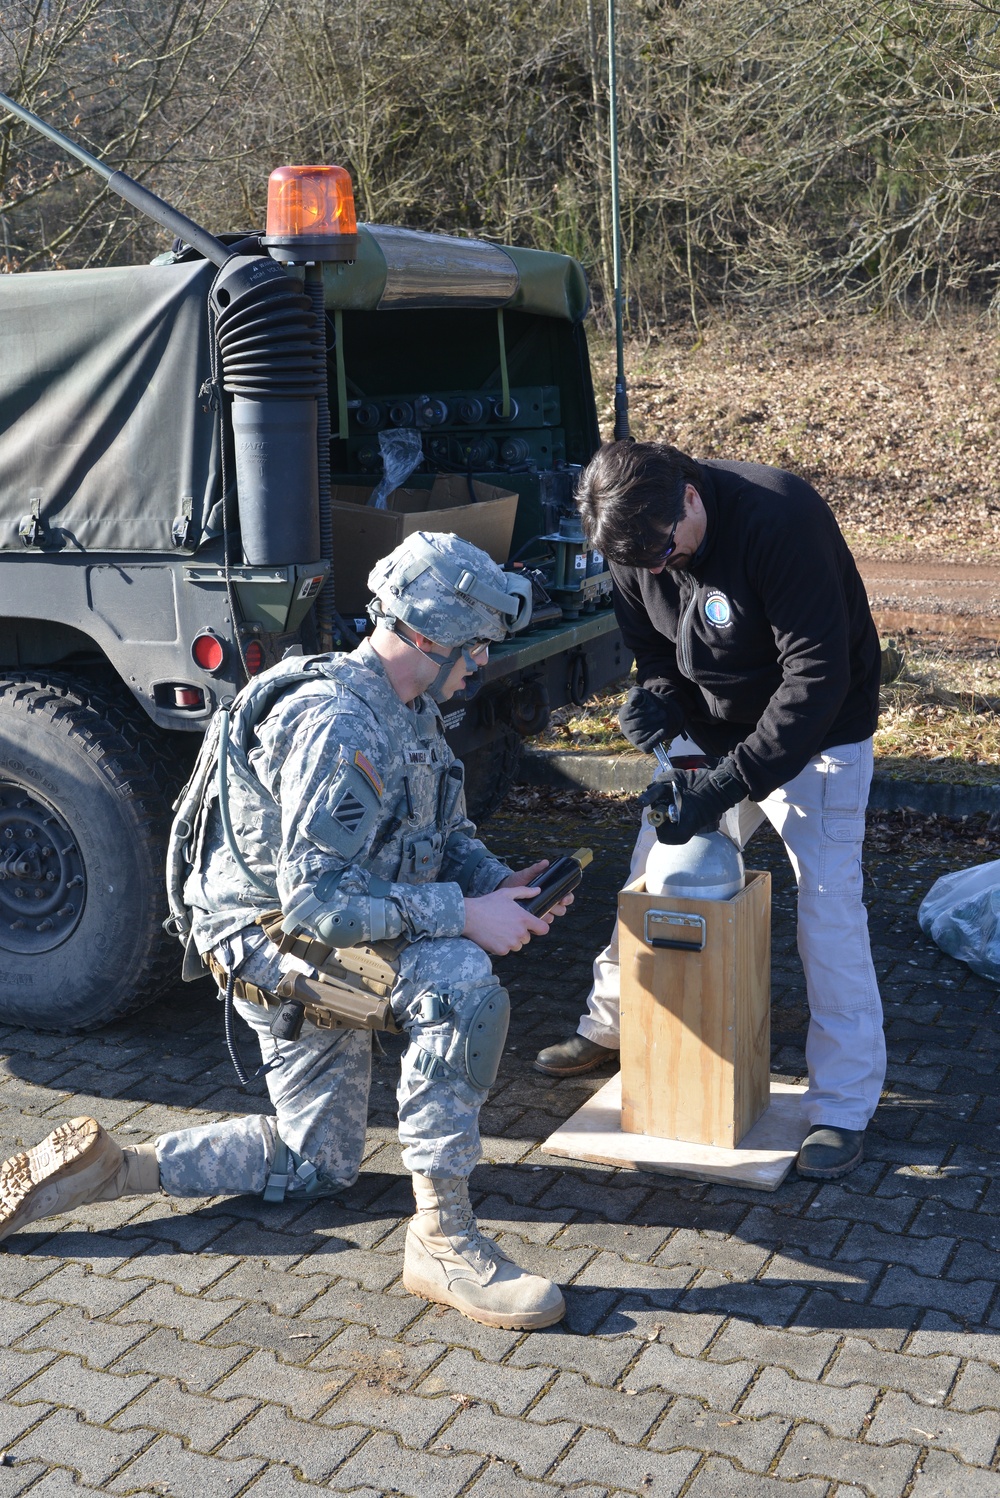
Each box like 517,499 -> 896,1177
0,1116 -> 160,1242
403,1174 -> 565,1330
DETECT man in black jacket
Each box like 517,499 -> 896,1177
534,441 -> 885,1179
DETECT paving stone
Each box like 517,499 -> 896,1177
439,1404 -> 577,1476
284,1284 -> 421,1341
2,1302 -> 58,1345
627,1344 -> 756,1410
212,1348 -> 349,1417
739,1204 -> 846,1255
653,1229 -> 770,1278
760,1250 -> 882,1301
0,1258 -> 58,1299
0,1349 -> 58,1399
205,1305 -> 343,1360
118,1203 -> 235,1253
20,1263 -> 149,1320
527,1370 -> 664,1442
326,1430 -> 483,1498
309,1326 -> 443,1395
464,1466 -> 609,1498
792,1291 -> 914,1348
0,1402 -> 51,1449
11,1357 -> 153,1424
561,1286 -> 623,1336
16,1308 -> 146,1369
648,1396 -> 789,1470
866,1390 -> 1000,1465
318,1382 -> 451,1445
950,1240 -> 1000,1283
951,1360 -> 1000,1411
9,1407 -> 153,1487
20,1232 -> 158,1276
805,1183 -> 915,1231
0,1439 -> 42,1495
825,1338 -> 959,1404
218,1405 -> 361,1481
679,1457 -> 831,1498
418,1349 -> 552,1416
548,1220 -> 670,1260
242,1466 -> 379,1498
406,1308 -> 522,1361
109,1382 -> 260,1450
777,1423 -> 919,1497
706,1323 -> 838,1379
908,1314 -> 1000,1362
106,1434 -> 265,1497
570,1252 -> 694,1294
550,1427 -> 698,1495
838,1222 -> 954,1274
738,1367 -> 876,1437
113,1250 -> 238,1296
506,1331 -> 637,1383
678,1275 -> 807,1325
111,1281 -> 236,1340
909,1450 -> 1000,1496
873,1266 -> 994,1320
201,1261 -> 329,1315
111,1327 -> 246,1390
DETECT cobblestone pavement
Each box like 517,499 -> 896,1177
1,791 -> 999,1498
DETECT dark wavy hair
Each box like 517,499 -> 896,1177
575,441 -> 703,565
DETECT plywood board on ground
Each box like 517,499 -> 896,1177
542,1073 -> 809,1191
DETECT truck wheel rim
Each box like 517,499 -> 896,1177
0,779 -> 87,954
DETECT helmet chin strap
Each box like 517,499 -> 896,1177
397,632 -> 480,702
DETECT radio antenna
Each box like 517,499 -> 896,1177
0,89 -> 232,268
607,0 -> 630,441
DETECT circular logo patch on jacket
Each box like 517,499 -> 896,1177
704,591 -> 732,626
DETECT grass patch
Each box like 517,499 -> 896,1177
531,639 -> 1000,786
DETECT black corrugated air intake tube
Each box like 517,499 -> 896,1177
210,255 -> 326,566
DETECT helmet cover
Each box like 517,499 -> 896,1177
367,531 -> 531,646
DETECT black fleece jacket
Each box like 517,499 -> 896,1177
611,459 -> 881,800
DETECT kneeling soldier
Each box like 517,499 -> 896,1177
0,532 -> 571,1330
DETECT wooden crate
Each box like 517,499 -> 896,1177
618,870 -> 771,1149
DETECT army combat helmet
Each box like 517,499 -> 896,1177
368,531 -> 532,699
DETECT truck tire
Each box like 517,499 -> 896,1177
0,676 -> 181,1031
462,721 -> 524,825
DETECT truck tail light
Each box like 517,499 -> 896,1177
192,633 -> 225,672
263,165 -> 358,263
244,640 -> 265,675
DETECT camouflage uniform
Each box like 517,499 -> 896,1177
156,637 -> 514,1200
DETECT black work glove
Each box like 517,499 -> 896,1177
618,685 -> 685,754
646,755 -> 749,845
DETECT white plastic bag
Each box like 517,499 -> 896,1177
918,859 -> 1000,982
368,428 -> 423,509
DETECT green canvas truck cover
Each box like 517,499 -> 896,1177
0,260 -> 220,553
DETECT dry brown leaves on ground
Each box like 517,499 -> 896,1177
591,309 -> 1000,562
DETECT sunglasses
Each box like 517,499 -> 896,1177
634,521 -> 679,570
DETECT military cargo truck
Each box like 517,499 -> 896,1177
0,124 -> 627,1032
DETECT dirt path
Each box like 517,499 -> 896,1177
858,558 -> 1000,638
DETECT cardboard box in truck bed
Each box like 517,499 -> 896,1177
330,476 -> 518,612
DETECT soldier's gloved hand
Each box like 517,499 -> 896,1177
648,755 -> 749,845
618,685 -> 684,754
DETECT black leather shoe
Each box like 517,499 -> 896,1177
796,1125 -> 865,1180
533,1034 -> 619,1077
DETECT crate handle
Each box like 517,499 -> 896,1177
644,910 -> 706,951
